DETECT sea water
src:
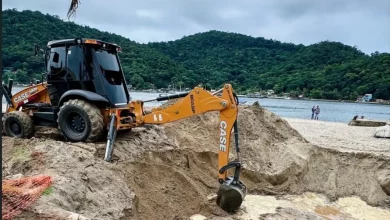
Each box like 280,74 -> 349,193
3,86 -> 389,123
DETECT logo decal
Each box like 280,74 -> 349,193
13,87 -> 38,103
190,94 -> 195,114
153,113 -> 163,122
219,121 -> 227,152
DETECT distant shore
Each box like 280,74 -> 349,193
4,86 -> 389,105
128,89 -> 390,105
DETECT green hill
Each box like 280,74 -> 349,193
149,31 -> 390,100
2,9 -> 390,100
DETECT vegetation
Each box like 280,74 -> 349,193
2,9 -> 390,100
149,32 -> 390,100
42,186 -> 54,196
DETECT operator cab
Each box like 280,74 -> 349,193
45,38 -> 130,107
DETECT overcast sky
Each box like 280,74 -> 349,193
3,0 -> 390,54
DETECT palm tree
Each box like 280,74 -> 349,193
67,0 -> 81,19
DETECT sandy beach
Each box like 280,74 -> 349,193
284,118 -> 390,157
2,104 -> 390,220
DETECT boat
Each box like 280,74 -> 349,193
348,119 -> 387,127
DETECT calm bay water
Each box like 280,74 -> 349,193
3,86 -> 389,123
239,97 -> 390,123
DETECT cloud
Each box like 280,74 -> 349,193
3,0 -> 389,54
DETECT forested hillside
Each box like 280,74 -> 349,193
2,9 -> 390,100
149,32 -> 390,100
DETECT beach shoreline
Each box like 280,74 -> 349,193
283,117 -> 390,157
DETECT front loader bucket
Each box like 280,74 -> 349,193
216,176 -> 247,212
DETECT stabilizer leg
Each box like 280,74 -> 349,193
104,113 -> 117,162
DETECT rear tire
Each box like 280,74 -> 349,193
48,85 -> 60,106
57,99 -> 104,142
3,111 -> 35,138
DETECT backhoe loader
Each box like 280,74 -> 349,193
1,38 -> 247,212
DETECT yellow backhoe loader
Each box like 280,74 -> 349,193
2,38 -> 247,212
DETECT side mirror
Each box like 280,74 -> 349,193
53,52 -> 59,63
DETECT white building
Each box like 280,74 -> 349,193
362,94 -> 373,102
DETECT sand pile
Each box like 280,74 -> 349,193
2,103 -> 390,219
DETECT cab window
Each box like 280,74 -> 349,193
47,47 -> 66,78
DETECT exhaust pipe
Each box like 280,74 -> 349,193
2,79 -> 13,107
7,79 -> 13,96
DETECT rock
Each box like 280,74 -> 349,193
190,214 -> 207,220
4,173 -> 23,180
66,212 -> 91,220
207,194 -> 217,201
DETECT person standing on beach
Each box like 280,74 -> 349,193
315,106 -> 320,120
311,106 -> 316,119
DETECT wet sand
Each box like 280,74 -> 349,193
236,192 -> 390,220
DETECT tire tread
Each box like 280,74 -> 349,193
57,99 -> 104,142
3,111 -> 34,138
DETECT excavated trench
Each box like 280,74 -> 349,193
2,103 -> 390,219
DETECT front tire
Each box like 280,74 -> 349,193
3,111 -> 35,138
57,99 -> 104,142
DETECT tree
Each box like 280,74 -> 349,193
12,61 -> 22,70
289,90 -> 299,98
374,86 -> 390,100
14,69 -> 29,83
273,84 -> 283,94
131,74 -> 145,89
177,81 -> 184,91
310,89 -> 324,99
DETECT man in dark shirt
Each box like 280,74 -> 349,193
311,106 -> 316,119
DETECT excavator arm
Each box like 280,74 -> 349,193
142,84 -> 239,181
104,84 -> 247,212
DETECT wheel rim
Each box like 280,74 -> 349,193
10,121 -> 22,136
66,112 -> 86,134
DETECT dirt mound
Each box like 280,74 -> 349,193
302,147 -> 390,206
2,103 -> 390,219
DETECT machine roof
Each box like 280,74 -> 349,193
47,38 -> 120,48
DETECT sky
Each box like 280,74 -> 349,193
3,0 -> 390,54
